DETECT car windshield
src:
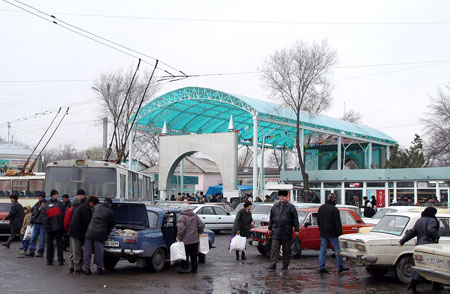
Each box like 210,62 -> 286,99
372,208 -> 397,220
371,215 -> 409,236
252,205 -> 272,215
298,211 -> 308,224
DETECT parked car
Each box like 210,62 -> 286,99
191,204 -> 235,233
0,202 -> 11,237
251,203 -> 274,227
250,207 -> 374,258
412,243 -> 450,286
104,203 -> 215,272
339,212 -> 450,284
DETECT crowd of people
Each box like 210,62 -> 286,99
2,189 -> 114,275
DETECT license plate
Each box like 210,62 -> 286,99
105,239 -> 120,247
426,256 -> 444,265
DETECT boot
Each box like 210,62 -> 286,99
241,251 -> 247,260
235,251 -> 240,260
407,279 -> 420,294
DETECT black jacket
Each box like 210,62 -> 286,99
5,201 -> 24,231
399,216 -> 440,246
41,200 -> 64,232
85,204 -> 115,243
317,202 -> 342,238
364,206 -> 376,218
232,208 -> 253,238
268,202 -> 299,240
68,202 -> 93,241
61,200 -> 71,216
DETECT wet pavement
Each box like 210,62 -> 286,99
0,234 -> 447,293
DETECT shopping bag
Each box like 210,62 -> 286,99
170,241 -> 186,265
199,234 -> 209,255
23,225 -> 33,241
229,234 -> 246,252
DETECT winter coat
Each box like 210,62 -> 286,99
176,209 -> 205,245
318,202 -> 343,238
232,208 -> 253,238
399,216 -> 440,246
30,201 -> 44,225
84,204 -> 115,243
64,206 -> 74,232
42,200 -> 64,232
5,201 -> 24,231
61,200 -> 71,216
21,210 -> 32,234
268,202 -> 299,241
363,206 -> 376,218
68,202 -> 92,241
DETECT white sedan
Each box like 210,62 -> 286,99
191,204 -> 236,233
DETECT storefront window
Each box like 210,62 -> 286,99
439,181 -> 450,188
388,182 -> 394,188
367,182 -> 385,188
345,190 -> 362,206
388,189 -> 395,205
439,190 -> 448,207
418,189 -> 436,203
325,190 -> 341,204
324,182 -> 341,188
397,182 -> 414,188
396,189 -> 414,202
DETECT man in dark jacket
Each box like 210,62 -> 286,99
41,189 -> 64,265
317,193 -> 348,273
232,201 -> 253,260
399,207 -> 441,293
83,198 -> 114,275
2,194 -> 24,248
267,190 -> 299,271
69,195 -> 98,274
26,194 -> 47,257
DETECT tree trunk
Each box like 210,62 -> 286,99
295,114 -> 309,191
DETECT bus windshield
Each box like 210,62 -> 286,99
46,166 -> 117,197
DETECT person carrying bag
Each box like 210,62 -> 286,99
231,201 -> 253,260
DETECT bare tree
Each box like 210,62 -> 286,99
266,149 -> 293,170
92,67 -> 160,163
261,40 -> 337,190
41,144 -> 84,167
341,109 -> 363,124
238,145 -> 253,168
422,83 -> 450,165
133,131 -> 160,167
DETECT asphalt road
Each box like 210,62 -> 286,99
0,234 -> 446,294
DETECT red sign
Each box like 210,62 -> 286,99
376,190 -> 385,207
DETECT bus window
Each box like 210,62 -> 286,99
0,179 -> 11,197
12,179 -> 27,197
128,172 -> 133,198
28,179 -> 44,197
120,175 -> 126,200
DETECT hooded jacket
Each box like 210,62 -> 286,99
318,201 -> 342,238
84,203 -> 115,243
176,209 -> 205,245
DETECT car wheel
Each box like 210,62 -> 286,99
395,255 -> 414,284
257,244 -> 268,256
151,248 -> 166,272
104,256 -> 119,270
366,267 -> 389,278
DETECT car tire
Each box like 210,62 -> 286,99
394,255 -> 414,284
366,267 -> 389,278
151,248 -> 166,272
104,256 -> 119,270
257,244 -> 268,256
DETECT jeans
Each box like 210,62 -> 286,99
28,224 -> 46,253
46,229 -> 64,264
318,237 -> 343,270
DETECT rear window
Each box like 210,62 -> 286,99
112,203 -> 149,229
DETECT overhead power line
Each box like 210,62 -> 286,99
2,8 -> 450,25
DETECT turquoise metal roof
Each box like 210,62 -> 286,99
133,87 -> 396,148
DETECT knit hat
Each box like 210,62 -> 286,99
180,203 -> 190,212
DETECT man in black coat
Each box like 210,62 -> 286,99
41,189 -> 64,265
83,198 -> 114,275
317,193 -> 348,273
267,190 -> 299,271
68,195 -> 99,274
2,194 -> 24,248
232,201 -> 253,260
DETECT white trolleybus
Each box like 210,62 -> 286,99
0,173 -> 46,206
45,159 -> 155,202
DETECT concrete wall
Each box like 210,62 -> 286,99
158,132 -> 238,200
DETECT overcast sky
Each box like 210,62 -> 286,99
1,0 -> 449,152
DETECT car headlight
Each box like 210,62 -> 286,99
355,243 -> 366,252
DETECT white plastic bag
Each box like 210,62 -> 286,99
199,234 -> 209,255
23,225 -> 33,241
229,234 -> 246,252
170,241 -> 186,265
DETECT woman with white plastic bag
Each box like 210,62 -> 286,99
19,206 -> 32,255
176,203 -> 205,273
231,201 -> 253,260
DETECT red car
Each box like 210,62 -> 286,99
0,202 -> 11,237
250,207 -> 374,257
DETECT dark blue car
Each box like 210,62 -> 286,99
104,203 -> 215,272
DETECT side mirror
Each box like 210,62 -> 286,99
304,222 -> 312,227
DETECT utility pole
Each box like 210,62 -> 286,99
102,117 -> 108,160
7,121 -> 10,143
